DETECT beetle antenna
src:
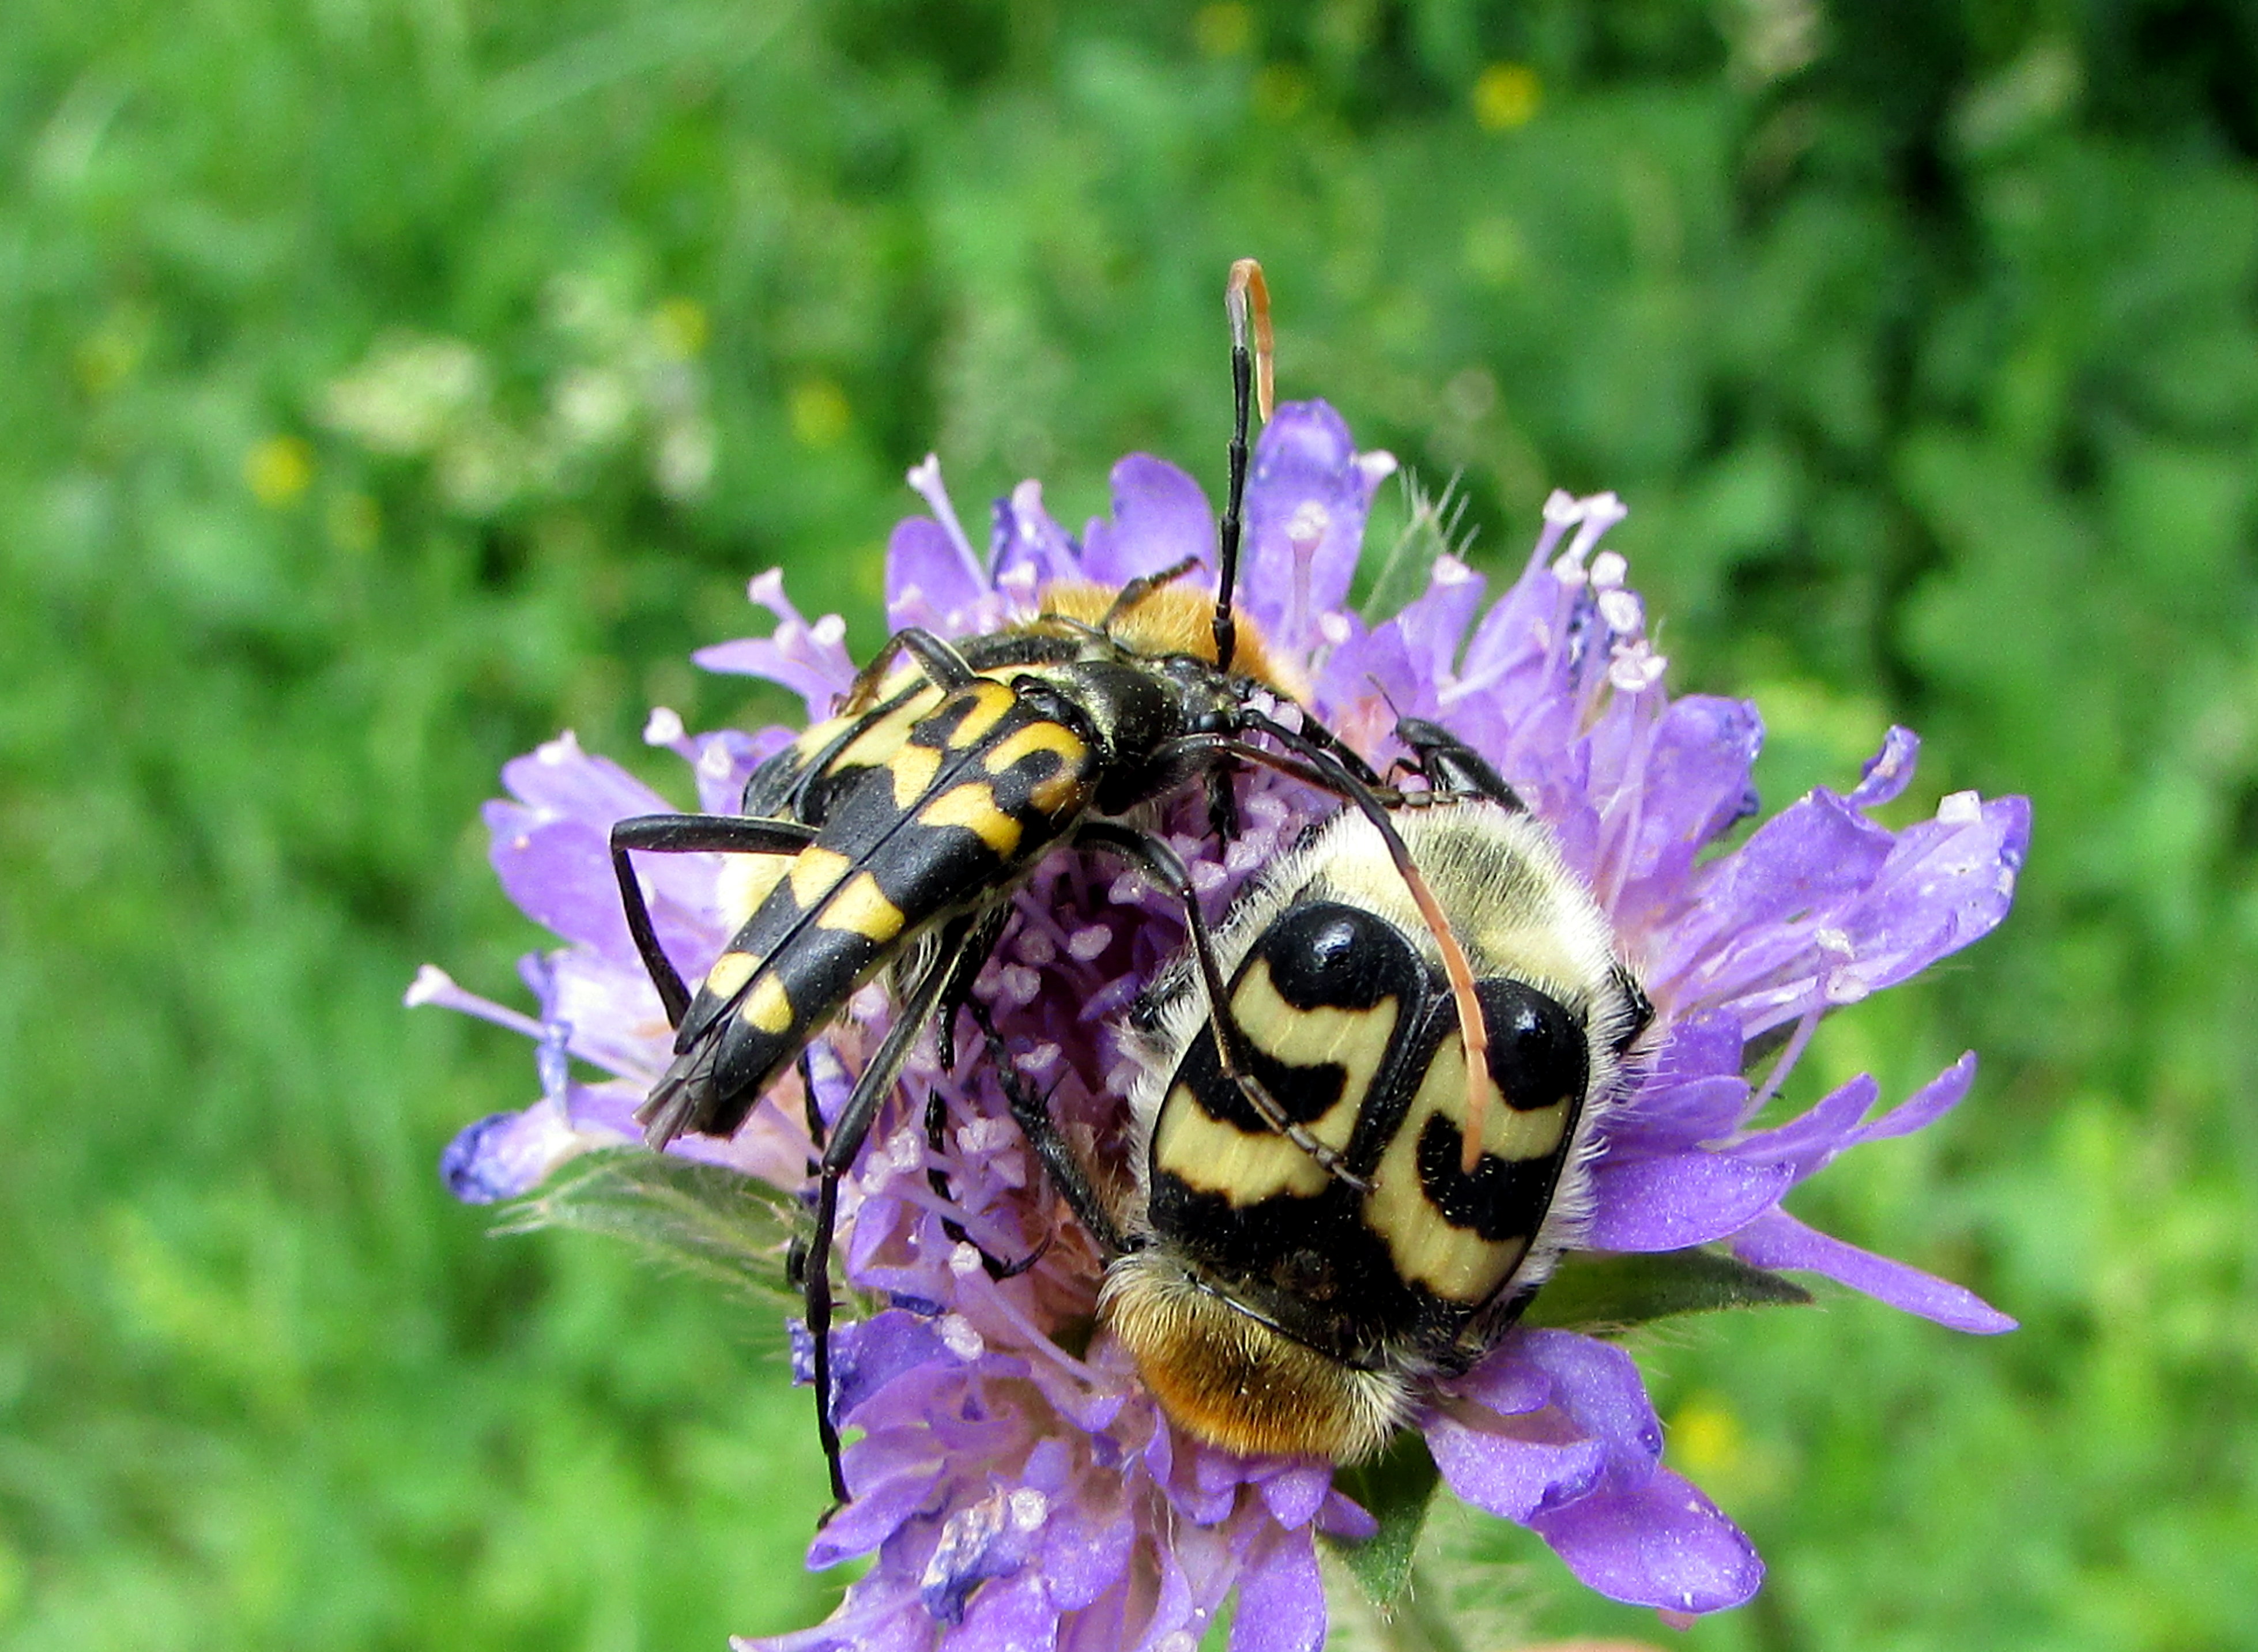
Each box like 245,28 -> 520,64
1216,259 -> 1273,676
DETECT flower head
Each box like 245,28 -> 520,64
420,402 -> 2027,1646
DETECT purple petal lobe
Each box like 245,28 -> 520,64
1428,1403 -> 1606,1523
1854,1052 -> 1978,1144
1315,1489 -> 1380,1542
1731,1210 -> 2016,1333
694,614 -> 855,719
919,1487 -> 1046,1624
1611,696 -> 1766,917
1529,1467 -> 1763,1614
887,515 -> 987,632
1649,1011 -> 1746,1083
1038,1504 -> 1134,1612
1511,1331 -> 1664,1479
1848,725 -> 1921,808
1431,1332 -> 1664,1521
1446,1343 -> 1552,1418
1727,1074 -> 1879,1182
1081,455 -> 1212,586
808,1450 -> 943,1570
1238,401 -> 1386,650
993,480 -> 1083,587
1699,789 -> 1895,933
486,734 -> 718,967
1654,790 -> 1897,1035
1227,1528 -> 1326,1652
1257,1465 -> 1331,1530
1382,557 -> 1487,697
1825,794 -> 2031,1002
1607,1075 -> 1752,1152
439,1103 -> 583,1204
814,1311 -> 953,1425
1583,1151 -> 1796,1251
945,1568 -> 1054,1652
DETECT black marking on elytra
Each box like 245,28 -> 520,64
1144,1170 -> 1483,1371
1261,902 -> 1408,1012
915,685 -> 1008,750
1176,1024 -> 1351,1134
1412,1113 -> 1558,1240
1477,981 -> 1588,1114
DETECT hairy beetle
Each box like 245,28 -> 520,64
995,721 -> 1654,1461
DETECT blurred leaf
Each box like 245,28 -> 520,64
1521,1248 -> 1814,1333
500,1151 -> 802,1302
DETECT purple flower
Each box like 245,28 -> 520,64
417,404 -> 2028,1645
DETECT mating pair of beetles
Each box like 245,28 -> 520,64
610,263 -> 1653,1504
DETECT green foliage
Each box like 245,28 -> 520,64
499,1153 -> 803,1306
1325,1432 -> 1443,1610
5,1 -> 2258,1648
1520,1248 -> 1815,1333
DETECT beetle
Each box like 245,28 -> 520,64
992,720 -> 1655,1461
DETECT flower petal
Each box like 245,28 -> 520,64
1730,1209 -> 2016,1333
1256,1465 -> 1332,1530
1605,1075 -> 1752,1153
1582,1150 -> 1796,1251
1528,1466 -> 1763,1615
1039,1499 -> 1136,1613
1608,695 -> 1765,920
1227,1527 -> 1326,1652
944,1567 -> 1054,1652
1846,725 -> 1920,809
1080,455 -> 1212,587
1428,1404 -> 1606,1524
1511,1330 -> 1665,1482
828,1311 -> 955,1426
485,734 -> 723,968
993,480 -> 1084,587
439,1099 -> 588,1204
1238,402 -> 1389,652
1853,1052 -> 1978,1144
1655,789 -> 1895,1026
1725,1074 -> 1879,1181
921,1487 -> 1044,1626
1823,794 -> 2031,1003
1431,1332 -> 1661,1522
887,514 -> 989,633
692,570 -> 857,715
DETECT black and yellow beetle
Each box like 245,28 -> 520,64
605,263 -> 1476,1501
992,721 -> 1655,1462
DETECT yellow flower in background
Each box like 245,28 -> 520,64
245,435 -> 314,506
653,296 -> 710,360
1475,62 -> 1543,131
788,376 -> 851,448
1669,1393 -> 1748,1483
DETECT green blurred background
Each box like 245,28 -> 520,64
6,1 -> 2257,1646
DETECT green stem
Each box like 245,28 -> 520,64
1372,1564 -> 1468,1652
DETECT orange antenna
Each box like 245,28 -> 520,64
1226,259 -> 1275,424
